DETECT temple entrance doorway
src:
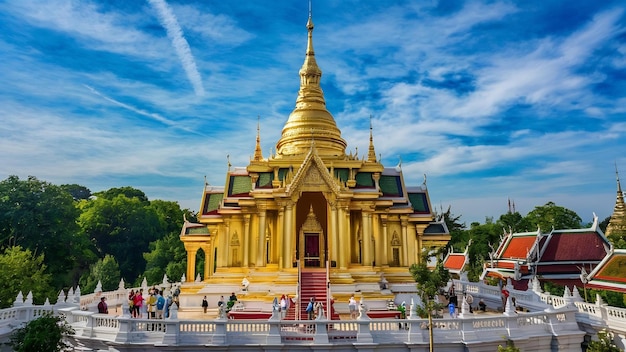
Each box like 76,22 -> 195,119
296,192 -> 328,269
304,233 -> 320,267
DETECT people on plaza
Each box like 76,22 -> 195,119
306,297 -> 315,320
97,297 -> 108,314
478,299 -> 487,312
147,290 -> 157,319
448,301 -> 456,318
348,295 -> 357,319
217,295 -> 225,308
133,288 -> 144,318
501,287 -> 510,309
165,295 -> 173,318
202,296 -> 209,313
156,290 -> 165,319
229,292 -> 238,302
280,294 -> 287,318
128,289 -> 135,316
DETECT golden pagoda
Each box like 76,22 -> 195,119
605,166 -> 626,242
178,12 -> 450,311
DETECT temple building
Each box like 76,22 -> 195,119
605,168 -> 626,242
178,13 -> 449,311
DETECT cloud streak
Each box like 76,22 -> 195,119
147,0 -> 205,96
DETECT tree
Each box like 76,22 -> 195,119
524,202 -> 582,231
10,311 -> 74,352
497,211 -> 531,233
78,193 -> 161,282
587,329 -> 622,352
79,255 -> 121,293
60,184 -> 92,201
0,176 -> 90,288
497,339 -> 521,352
0,246 -> 54,309
95,186 -> 149,203
409,250 -> 450,352
143,233 -> 187,285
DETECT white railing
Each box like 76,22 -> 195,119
2,280 -> 626,350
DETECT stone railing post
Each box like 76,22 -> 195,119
114,316 -> 132,343
213,318 -> 227,345
314,319 -> 329,344
266,319 -> 282,344
356,313 -> 373,343
161,319 -> 180,345
407,318 -> 426,343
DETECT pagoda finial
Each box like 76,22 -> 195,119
367,115 -> 377,162
253,115 -> 263,161
227,154 -> 231,171
606,163 -> 626,238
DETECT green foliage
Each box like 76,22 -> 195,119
497,211 -> 531,233
0,175 -> 91,288
95,186 -> 149,203
542,281 -> 565,297
60,184 -> 91,201
587,289 -> 626,308
0,246 -> 54,309
497,339 -> 521,352
143,233 -> 187,285
78,193 -> 161,282
587,330 -> 621,352
79,255 -> 121,293
524,201 -> 582,231
10,311 -> 74,352
409,251 -> 450,317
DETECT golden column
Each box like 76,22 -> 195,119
186,249 -> 196,283
401,218 -> 408,266
362,210 -> 372,266
381,215 -> 389,266
330,202 -> 339,267
283,201 -> 295,268
277,207 -> 285,269
339,203 -> 349,269
203,242 -> 212,280
257,205 -> 267,267
243,215 -> 250,267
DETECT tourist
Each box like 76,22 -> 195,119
165,295 -> 173,318
478,299 -> 487,312
229,292 -> 238,302
306,297 -> 315,320
348,295 -> 357,319
501,287 -> 510,309
156,290 -> 165,319
147,290 -> 157,319
128,290 -> 135,317
449,301 -> 457,318
97,297 -> 108,314
280,294 -> 287,318
133,288 -> 144,318
217,295 -> 225,308
202,296 -> 209,313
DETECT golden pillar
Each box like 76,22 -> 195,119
257,206 -> 267,267
339,204 -> 349,269
330,203 -> 339,267
243,215 -> 250,267
381,216 -> 389,266
401,218 -> 408,266
283,202 -> 294,268
186,249 -> 196,282
277,208 -> 284,269
362,211 -> 372,266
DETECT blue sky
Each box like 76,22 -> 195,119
1,0 -> 625,226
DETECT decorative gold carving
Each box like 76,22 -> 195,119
230,231 -> 240,246
391,231 -> 401,246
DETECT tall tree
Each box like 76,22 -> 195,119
60,184 -> 92,201
78,193 -> 160,282
0,176 -> 89,288
524,202 -> 582,231
409,251 -> 450,352
79,254 -> 121,294
0,246 -> 54,308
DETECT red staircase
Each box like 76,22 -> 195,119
297,270 -> 339,320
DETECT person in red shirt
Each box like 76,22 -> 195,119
97,297 -> 108,314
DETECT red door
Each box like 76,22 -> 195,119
304,233 -> 319,267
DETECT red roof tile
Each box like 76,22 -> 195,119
501,236 -> 536,259
444,254 -> 466,271
541,232 -> 607,262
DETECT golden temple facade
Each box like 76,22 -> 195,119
179,14 -> 450,302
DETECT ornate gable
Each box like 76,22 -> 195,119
286,145 -> 340,197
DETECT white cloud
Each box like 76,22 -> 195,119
147,0 -> 205,96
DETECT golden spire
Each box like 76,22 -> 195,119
367,115 -> 377,162
253,116 -> 263,161
606,164 -> 626,238
275,7 -> 347,159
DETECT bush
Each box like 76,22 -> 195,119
10,312 -> 75,352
